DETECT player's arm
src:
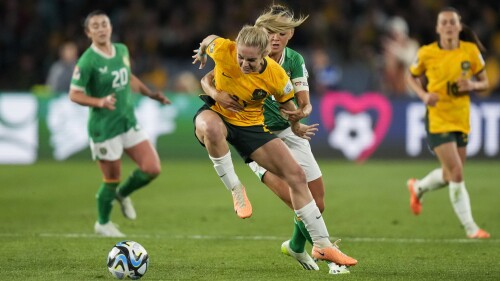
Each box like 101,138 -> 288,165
69,88 -> 116,110
456,69 -> 489,92
281,89 -> 311,122
200,70 -> 243,112
130,74 -> 171,104
192,35 -> 220,69
280,99 -> 318,140
405,72 -> 438,107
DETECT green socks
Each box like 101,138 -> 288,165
117,169 -> 156,198
289,216 -> 313,253
96,182 -> 119,224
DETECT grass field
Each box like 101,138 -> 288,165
1,159 -> 499,280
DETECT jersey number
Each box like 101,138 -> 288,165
111,68 -> 128,88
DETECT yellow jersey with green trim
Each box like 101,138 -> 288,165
204,37 -> 294,127
409,41 -> 485,134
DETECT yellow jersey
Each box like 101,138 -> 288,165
409,41 -> 485,134
204,37 -> 294,126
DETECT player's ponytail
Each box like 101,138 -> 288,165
461,24 -> 486,52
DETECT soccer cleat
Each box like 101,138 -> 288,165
231,184 -> 252,219
311,240 -> 357,266
116,194 -> 137,220
407,178 -> 422,215
94,221 -> 126,237
281,240 -> 319,270
468,229 -> 490,239
327,261 -> 350,274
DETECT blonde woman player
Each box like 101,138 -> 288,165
200,5 -> 349,274
406,7 -> 490,239
192,25 -> 357,268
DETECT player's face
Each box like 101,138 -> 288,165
237,44 -> 264,74
436,11 -> 462,41
266,28 -> 293,56
86,15 -> 112,45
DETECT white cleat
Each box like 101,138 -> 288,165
281,240 -> 319,270
327,261 -> 350,274
116,194 -> 137,220
94,221 -> 125,237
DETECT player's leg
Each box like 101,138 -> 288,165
407,133 -> 448,215
435,140 -> 488,238
195,108 -> 251,218
91,137 -> 125,237
251,138 -> 357,266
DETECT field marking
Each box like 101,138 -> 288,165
0,232 -> 498,243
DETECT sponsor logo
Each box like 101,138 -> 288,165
222,72 -> 232,78
98,66 -> 108,74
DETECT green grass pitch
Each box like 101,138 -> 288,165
1,159 -> 499,280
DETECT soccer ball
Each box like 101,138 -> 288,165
107,240 -> 149,280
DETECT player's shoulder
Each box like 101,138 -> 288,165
419,42 -> 439,54
113,43 -> 129,53
266,57 -> 287,76
284,47 -> 304,62
460,40 -> 479,52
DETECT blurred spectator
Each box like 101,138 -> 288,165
140,55 -> 169,91
45,42 -> 78,94
483,32 -> 500,97
310,48 -> 342,95
380,16 -> 419,97
173,71 -> 201,95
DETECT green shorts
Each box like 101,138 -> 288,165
194,104 -> 277,163
426,131 -> 468,150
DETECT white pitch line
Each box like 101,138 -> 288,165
0,232 -> 498,243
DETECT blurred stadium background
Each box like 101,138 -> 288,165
1,0 -> 500,164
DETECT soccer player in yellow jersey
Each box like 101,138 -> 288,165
192,25 -> 357,267
406,7 -> 490,239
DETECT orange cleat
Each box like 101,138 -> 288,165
231,185 -> 252,219
407,178 -> 422,215
311,240 -> 357,266
468,229 -> 490,239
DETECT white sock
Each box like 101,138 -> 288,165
295,200 -> 331,248
417,168 -> 447,198
449,181 -> 479,236
209,151 -> 241,192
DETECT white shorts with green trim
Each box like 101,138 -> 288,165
247,126 -> 322,182
90,126 -> 149,161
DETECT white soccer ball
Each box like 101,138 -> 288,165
107,240 -> 149,280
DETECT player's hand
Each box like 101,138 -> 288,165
214,91 -> 243,112
150,91 -> 171,105
290,122 -> 319,140
99,93 -> 116,110
456,78 -> 475,92
192,48 -> 207,69
423,92 -> 439,107
281,108 -> 308,122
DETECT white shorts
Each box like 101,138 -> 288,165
90,126 -> 149,161
248,126 -> 322,182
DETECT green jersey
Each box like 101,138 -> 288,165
70,43 -> 136,142
264,47 -> 309,131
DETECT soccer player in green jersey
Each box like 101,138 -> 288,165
69,11 -> 170,237
200,5 -> 351,274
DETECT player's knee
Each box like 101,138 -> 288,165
315,200 -> 325,213
141,165 -> 161,178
